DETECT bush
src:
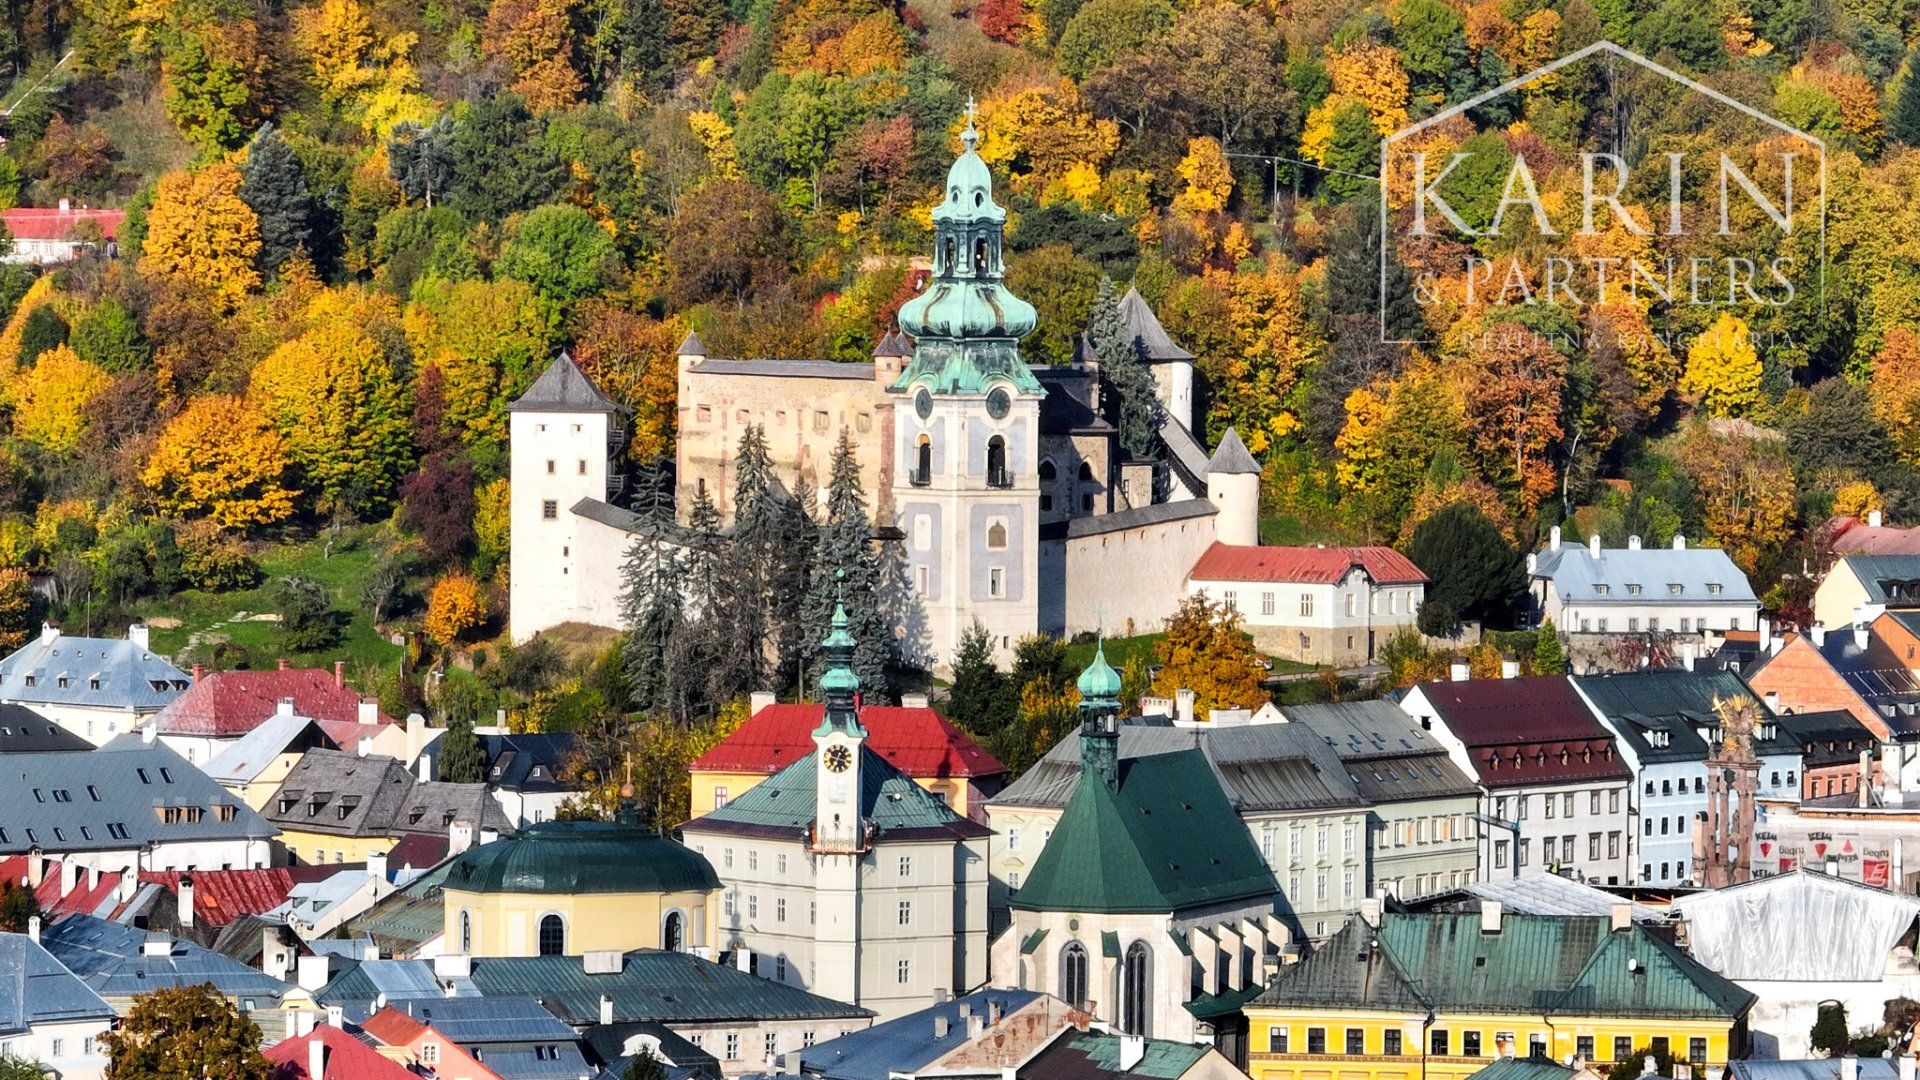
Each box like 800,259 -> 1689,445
425,571 -> 486,645
177,521 -> 263,591
1606,1045 -> 1674,1080
276,574 -> 344,651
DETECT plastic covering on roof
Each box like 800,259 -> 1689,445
1670,870 -> 1920,981
1456,873 -> 1662,922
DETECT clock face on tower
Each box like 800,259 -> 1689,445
914,389 -> 933,419
986,387 -> 1010,419
825,744 -> 853,773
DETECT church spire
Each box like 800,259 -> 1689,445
814,601 -> 867,740
1076,638 -> 1122,788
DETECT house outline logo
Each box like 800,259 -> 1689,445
1376,39 -> 1828,345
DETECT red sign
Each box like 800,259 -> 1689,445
1864,859 -> 1891,888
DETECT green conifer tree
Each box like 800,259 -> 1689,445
1532,616 -> 1568,675
946,619 -> 1012,738
438,715 -> 485,783
801,429 -> 892,698
1087,277 -> 1160,461
1893,51 -> 1920,146
237,123 -> 314,277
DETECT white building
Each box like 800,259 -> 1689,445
0,932 -> 116,1080
1528,530 -> 1761,640
1186,534 -> 1429,666
0,624 -> 191,744
1812,554 -> 1920,633
678,610 -> 990,1020
1571,669 -> 1802,886
1400,674 -> 1636,885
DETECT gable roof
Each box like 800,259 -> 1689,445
690,703 -> 1006,779
508,352 -> 623,414
203,713 -> 333,787
1748,631 -> 1920,739
0,627 -> 190,710
136,866 -> 341,928
1836,555 -> 1920,608
797,988 -> 1046,1080
1254,912 -> 1754,1021
1280,701 -> 1480,803
0,932 -> 115,1035
339,857 -> 456,956
42,915 -> 292,999
267,1023 -> 419,1080
2,206 -> 125,242
1531,543 -> 1758,605
1189,542 -> 1428,585
683,744 -> 990,842
0,704 -> 91,752
1206,428 -> 1260,476
1773,709 -> 1877,768
0,737 -> 277,855
155,666 -> 388,736
1572,669 -> 1799,764
1828,517 -> 1920,557
1011,748 -> 1278,914
1407,677 -> 1631,788
1020,1028 -> 1214,1079
262,747 -> 513,839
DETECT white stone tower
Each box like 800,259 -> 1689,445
506,353 -> 627,642
810,603 -> 869,1007
891,105 -> 1045,667
1206,426 -> 1262,548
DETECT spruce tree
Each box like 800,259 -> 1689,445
1087,277 -> 1160,460
801,430 -> 891,698
620,529 -> 687,714
1532,616 -> 1568,675
947,619 -> 1011,738
237,123 -> 314,277
388,116 -> 458,207
438,716 -> 485,783
724,425 -> 816,697
1893,51 -> 1920,146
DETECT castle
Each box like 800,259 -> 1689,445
507,110 -> 1260,665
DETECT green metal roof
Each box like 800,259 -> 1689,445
1469,1057 -> 1580,1080
1048,1031 -> 1209,1077
1077,640 -> 1123,704
1185,980 -> 1267,1021
1010,748 -> 1278,915
442,820 -> 720,897
683,744 -> 989,841
1254,913 -> 1756,1021
341,858 -> 454,955
1020,928 -> 1048,955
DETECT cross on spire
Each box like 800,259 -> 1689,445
961,95 -> 979,151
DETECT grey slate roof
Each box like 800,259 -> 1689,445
1530,542 -> 1758,606
0,627 -> 190,711
1748,631 -> 1920,739
0,932 -> 115,1035
1156,416 -> 1212,493
1033,365 -> 1114,435
689,358 -> 877,380
1834,554 -> 1920,608
391,995 -> 577,1043
1774,709 -> 1876,768
1281,701 -> 1480,803
1405,872 -> 1662,921
508,352 -> 624,414
1038,498 -> 1217,542
0,736 -> 276,854
0,703 -> 91,751
990,719 -> 1368,814
796,989 -> 1043,1080
263,747 -> 514,839
1573,669 -> 1800,765
1206,427 -> 1261,475
42,915 -> 292,1000
1118,286 -> 1194,362
677,331 -> 705,356
203,712 -> 329,786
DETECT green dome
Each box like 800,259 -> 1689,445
443,820 -> 720,897
1077,639 -> 1123,703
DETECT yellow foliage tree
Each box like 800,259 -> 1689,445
1673,422 -> 1796,573
473,478 -> 510,574
139,164 -> 261,309
1325,39 -> 1410,136
1149,593 -> 1270,714
293,0 -> 375,104
975,80 -> 1119,196
1833,479 -> 1882,520
1172,137 -> 1233,217
1871,327 -> 1920,462
142,395 -> 298,529
10,346 -> 109,453
1335,384 -> 1391,495
426,571 -> 488,644
1680,312 -> 1763,418
483,0 -> 583,111
0,275 -> 57,372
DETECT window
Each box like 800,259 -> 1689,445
897,900 -> 912,926
1431,1030 -> 1449,1055
1494,839 -> 1509,868
1122,942 -> 1152,1036
986,435 -> 1009,487
749,894 -> 758,918
1577,1036 -> 1595,1060
767,1031 -> 781,1059
1385,1030 -> 1403,1055
1564,793 -> 1575,817
1271,1028 -> 1290,1053
898,856 -> 912,877
989,568 -> 1005,598
1007,828 -> 1021,851
714,786 -> 728,808
1308,1029 -> 1327,1054
542,500 -> 558,520
1616,1037 -> 1634,1062
458,910 -> 473,953
1463,1032 -> 1482,1057
726,1033 -> 740,1060
913,437 -> 932,485
1610,789 -> 1621,813
537,913 -> 566,956
897,958 -> 912,984
1347,1029 -> 1366,1054
1301,594 -> 1315,617
748,850 -> 758,871
987,522 -> 1007,549
578,459 -> 588,475
777,898 -> 787,922
663,911 -> 684,951
1544,837 -> 1557,862
1609,832 -> 1620,858
1061,941 -> 1089,1006
1689,1039 -> 1707,1063
1589,833 -> 1601,860
1590,791 -> 1601,815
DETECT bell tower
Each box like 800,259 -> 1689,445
810,602 -> 868,1007
892,103 -> 1045,668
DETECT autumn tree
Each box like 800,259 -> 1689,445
400,454 -> 478,566
294,0 -> 374,105
1681,312 -> 1764,418
404,278 -> 558,447
427,571 -> 488,644
666,180 -> 793,306
11,345 -> 110,453
1056,0 -> 1174,79
0,568 -> 34,652
484,0 -> 584,110
101,983 -> 271,1080
1150,593 -> 1269,714
142,396 -> 298,530
1460,323 -> 1566,511
139,164 -> 261,309
1673,422 -> 1798,573
571,301 -> 680,464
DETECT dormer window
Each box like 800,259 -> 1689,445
1594,584 -> 1610,595
1669,583 -> 1684,595
1626,584 -> 1642,595
1708,583 -> 1723,594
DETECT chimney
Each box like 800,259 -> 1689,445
141,721 -> 156,745
56,197 -> 69,212
1628,535 -> 1642,550
39,623 -> 54,645
277,658 -> 290,671
334,661 -> 346,689
308,1036 -> 326,1080
967,1013 -> 985,1037
1119,1034 -> 1146,1071
935,1015 -> 950,1038
1361,897 -> 1382,927
177,874 -> 195,929
417,754 -> 432,782
1644,1057 -> 1658,1077
1861,750 -> 1874,808
1589,534 -> 1602,558
276,696 -> 295,718
1843,1057 -> 1859,1080
1673,535 -> 1687,550
448,820 -> 474,856
406,711 -> 427,756
749,690 -> 776,715
141,933 -> 171,958
358,699 -> 378,724
57,859 -> 75,898
128,623 -> 149,651
901,693 -> 931,708
1765,691 -> 1780,713
356,736 -> 372,758
1450,658 -> 1471,682
26,915 -> 39,944
479,827 -> 499,846
1857,625 -> 1871,651
1550,526 -> 1562,549
1760,619 -> 1773,654
1811,623 -> 1827,647
25,851 -> 41,889
1497,1034 -> 1516,1059
1610,902 -> 1631,931
191,663 -> 204,683
1175,689 -> 1196,725
1500,655 -> 1520,680
1681,642 -> 1696,672
366,850 -> 388,883
599,995 -> 614,1026
297,954 -> 330,991
735,947 -> 753,973
1871,510 -> 1886,529
325,1004 -> 343,1028
1480,901 -> 1503,934
116,868 -> 135,903
362,938 -> 378,962
262,928 -> 291,981
1898,1055 -> 1914,1080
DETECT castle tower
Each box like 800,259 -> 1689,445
506,353 -> 627,643
892,105 -> 1045,666
811,602 -> 869,1007
1205,427 -> 1261,547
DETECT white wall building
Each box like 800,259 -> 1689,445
1528,530 -> 1761,639
1186,537 -> 1429,666
0,624 -> 190,744
0,932 -> 115,1080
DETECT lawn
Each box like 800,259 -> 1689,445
139,527 -> 404,670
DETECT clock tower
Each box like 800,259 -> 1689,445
892,103 -> 1045,668
811,601 -> 868,1006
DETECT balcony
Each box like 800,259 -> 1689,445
987,467 -> 1013,489
909,467 -> 931,488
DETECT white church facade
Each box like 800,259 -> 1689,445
505,111 -> 1264,664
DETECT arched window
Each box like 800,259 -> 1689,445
1060,941 -> 1089,1008
1078,461 -> 1095,483
914,436 -> 932,485
944,238 -> 956,273
987,436 -> 1008,487
973,238 -> 989,274
663,911 -> 684,952
1038,459 -> 1057,483
458,910 -> 472,954
538,914 -> 566,957
987,522 -> 1007,550
1122,941 -> 1152,1036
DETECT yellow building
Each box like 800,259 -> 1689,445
440,815 -> 720,957
1244,906 -> 1753,1080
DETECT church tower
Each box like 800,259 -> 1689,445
811,602 -> 869,1007
892,105 -> 1045,667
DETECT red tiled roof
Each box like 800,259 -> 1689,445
691,704 -> 1008,779
1188,542 -> 1429,585
0,855 -> 127,917
1828,516 -> 1920,556
1,206 -> 124,242
268,1024 -> 418,1080
315,719 -> 390,749
1412,676 -> 1631,788
360,1007 -> 428,1047
154,667 -> 392,736
387,832 -> 449,870
136,866 -> 342,927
